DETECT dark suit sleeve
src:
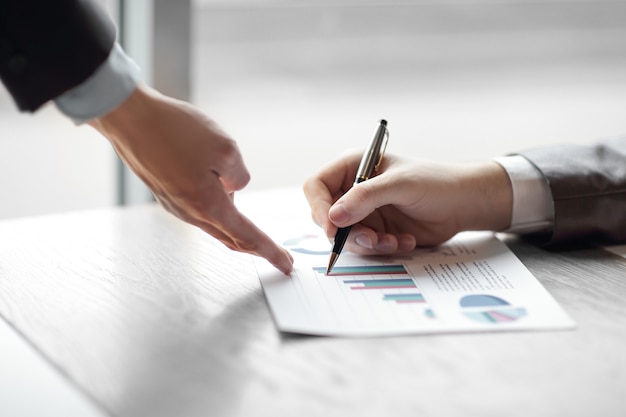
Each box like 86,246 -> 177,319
0,0 -> 116,112
517,136 -> 626,245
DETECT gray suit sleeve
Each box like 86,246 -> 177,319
517,136 -> 626,245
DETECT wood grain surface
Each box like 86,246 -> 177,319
0,189 -> 624,417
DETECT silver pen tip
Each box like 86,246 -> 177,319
326,252 -> 339,275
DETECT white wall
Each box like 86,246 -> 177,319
192,0 -> 626,190
1,1 -> 625,219
0,85 -> 118,220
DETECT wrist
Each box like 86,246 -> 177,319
458,161 -> 513,232
88,83 -> 155,142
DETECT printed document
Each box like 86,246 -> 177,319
245,189 -> 575,336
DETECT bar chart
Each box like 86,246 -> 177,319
310,263 -> 436,321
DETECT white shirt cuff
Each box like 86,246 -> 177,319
54,43 -> 141,125
493,155 -> 554,234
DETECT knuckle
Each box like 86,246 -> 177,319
218,138 -> 242,167
352,184 -> 374,205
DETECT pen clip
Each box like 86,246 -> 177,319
373,124 -> 389,172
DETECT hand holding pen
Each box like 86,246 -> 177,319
303,121 -> 514,263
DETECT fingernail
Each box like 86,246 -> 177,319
281,262 -> 293,275
279,251 -> 294,275
329,204 -> 350,223
355,234 -> 373,249
375,239 -> 394,252
398,236 -> 416,251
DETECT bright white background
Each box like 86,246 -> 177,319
0,0 -> 624,219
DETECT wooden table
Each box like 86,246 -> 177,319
0,188 -> 624,417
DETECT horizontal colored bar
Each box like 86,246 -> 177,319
314,265 -> 407,276
343,279 -> 414,286
350,285 -> 416,290
383,293 -> 425,302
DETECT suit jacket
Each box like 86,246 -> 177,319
518,136 -> 626,246
0,0 -> 115,112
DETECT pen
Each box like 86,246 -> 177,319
326,119 -> 389,274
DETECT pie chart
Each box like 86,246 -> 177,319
283,234 -> 330,255
460,294 -> 527,324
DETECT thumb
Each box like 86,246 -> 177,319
328,177 -> 391,227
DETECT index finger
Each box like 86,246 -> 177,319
302,150 -> 363,237
198,197 -> 294,274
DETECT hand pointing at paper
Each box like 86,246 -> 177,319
89,84 -> 295,274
